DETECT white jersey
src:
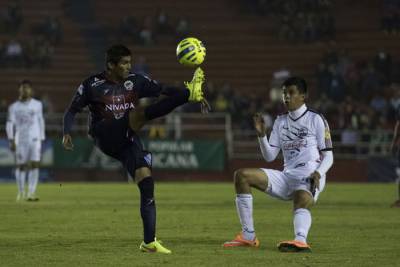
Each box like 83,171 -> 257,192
269,105 -> 332,177
6,98 -> 45,144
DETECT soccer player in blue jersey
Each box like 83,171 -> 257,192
62,44 -> 208,254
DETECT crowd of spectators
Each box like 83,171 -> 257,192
117,9 -> 191,46
243,0 -> 336,43
0,1 -> 62,68
381,0 -> 400,34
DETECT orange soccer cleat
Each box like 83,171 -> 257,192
222,233 -> 260,248
277,240 -> 311,252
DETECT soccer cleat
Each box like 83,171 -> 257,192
277,240 -> 311,252
139,238 -> 172,254
222,233 -> 260,248
26,194 -> 39,202
185,67 -> 205,102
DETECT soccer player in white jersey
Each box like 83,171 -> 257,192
6,80 -> 45,201
223,77 -> 333,252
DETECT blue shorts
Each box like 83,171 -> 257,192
91,114 -> 152,179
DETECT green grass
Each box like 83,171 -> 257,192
0,182 -> 399,267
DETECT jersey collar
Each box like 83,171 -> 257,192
288,104 -> 307,121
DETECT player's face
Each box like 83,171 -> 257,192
282,85 -> 305,111
19,84 -> 33,101
110,56 -> 132,80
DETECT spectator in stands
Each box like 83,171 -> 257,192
2,0 -> 23,34
271,67 -> 291,89
175,17 -> 190,40
381,0 -> 400,34
370,93 -> 388,116
303,13 -> 317,42
214,92 -> 229,113
40,93 -> 55,114
315,63 -> 331,94
139,16 -> 155,45
37,16 -> 63,45
3,39 -> 24,67
155,9 -> 173,35
373,50 -> 392,85
277,15 -> 296,42
119,15 -> 139,43
326,65 -> 345,102
361,63 -> 382,99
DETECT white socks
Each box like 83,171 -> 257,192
16,169 -> 26,196
28,168 -> 39,197
235,194 -> 255,241
293,208 -> 312,243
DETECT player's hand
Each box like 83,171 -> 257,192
309,171 -> 321,193
9,140 -> 16,152
62,134 -> 74,151
253,113 -> 266,137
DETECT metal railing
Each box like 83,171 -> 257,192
0,112 -> 393,160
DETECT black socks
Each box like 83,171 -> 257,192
138,177 -> 156,244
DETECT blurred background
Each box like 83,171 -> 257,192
0,0 -> 399,183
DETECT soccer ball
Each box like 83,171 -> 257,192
176,37 -> 206,67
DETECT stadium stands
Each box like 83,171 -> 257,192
0,0 -> 399,111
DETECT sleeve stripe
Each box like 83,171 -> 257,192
270,144 -> 280,148
320,148 -> 333,152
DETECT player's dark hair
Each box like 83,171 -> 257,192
282,77 -> 308,95
106,44 -> 131,68
20,79 -> 32,86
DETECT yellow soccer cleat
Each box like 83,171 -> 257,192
185,67 -> 205,102
139,238 -> 172,254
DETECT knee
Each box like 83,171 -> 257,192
294,191 -> 314,209
234,169 -> 249,185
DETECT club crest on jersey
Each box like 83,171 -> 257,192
124,80 -> 134,91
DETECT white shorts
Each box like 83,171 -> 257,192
15,139 -> 42,164
260,168 -> 326,202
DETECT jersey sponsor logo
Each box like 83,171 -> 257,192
282,139 -> 307,151
124,80 -> 134,91
105,95 -> 135,119
105,102 -> 135,112
91,78 -> 106,87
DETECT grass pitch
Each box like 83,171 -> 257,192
0,182 -> 399,267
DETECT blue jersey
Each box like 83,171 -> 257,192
63,72 -> 163,135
